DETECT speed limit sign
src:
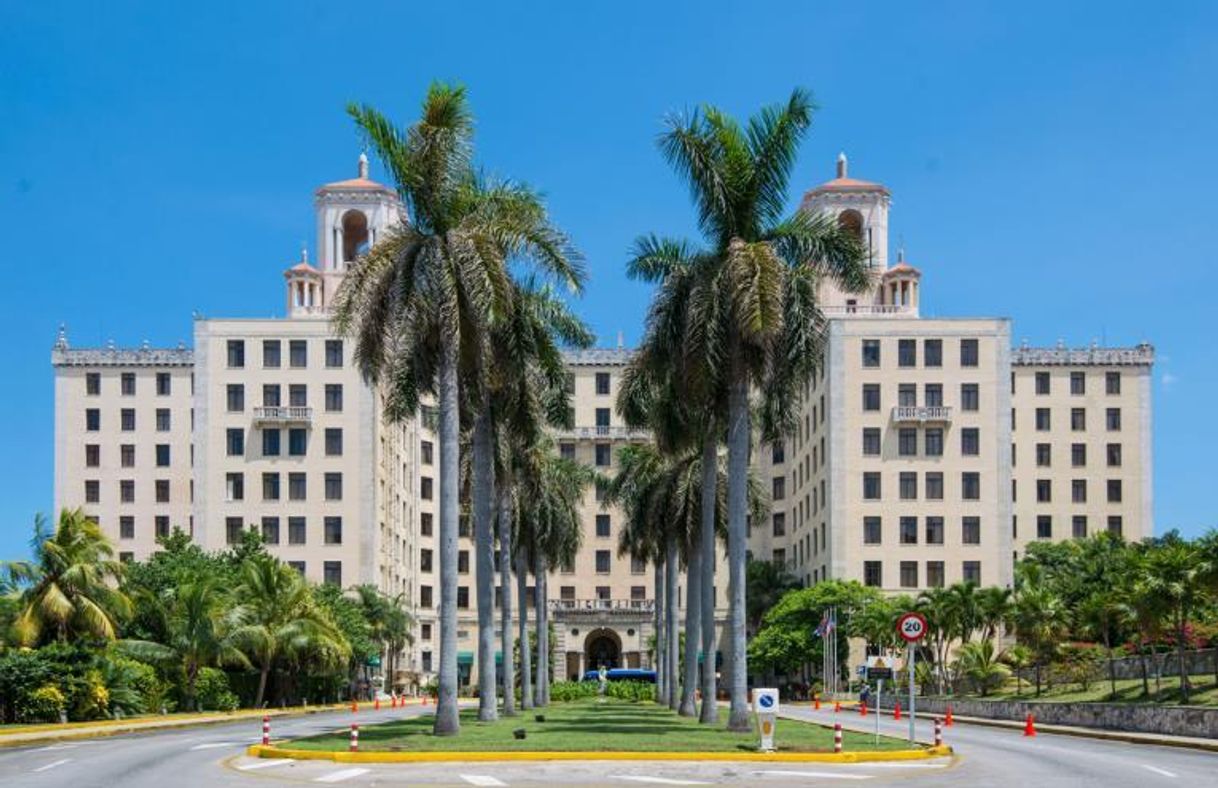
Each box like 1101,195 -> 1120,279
897,612 -> 927,642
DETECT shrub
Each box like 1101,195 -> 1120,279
195,668 -> 239,712
0,650 -> 55,723
549,681 -> 599,702
26,685 -> 66,723
606,681 -> 655,703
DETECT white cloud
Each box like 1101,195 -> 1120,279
1161,372 -> 1178,389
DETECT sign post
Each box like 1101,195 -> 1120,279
753,687 -> 779,752
865,656 -> 894,745
897,612 -> 928,744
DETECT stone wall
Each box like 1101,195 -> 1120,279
898,697 -> 1218,739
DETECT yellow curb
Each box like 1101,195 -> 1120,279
245,743 -> 952,764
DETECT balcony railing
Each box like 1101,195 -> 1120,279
553,425 -> 650,441
253,406 -> 313,424
891,405 -> 952,423
549,598 -> 655,613
822,304 -> 912,318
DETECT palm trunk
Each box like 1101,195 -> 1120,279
517,552 -> 533,710
655,559 -> 666,705
1104,629 -> 1117,700
699,435 -> 718,723
680,526 -> 702,717
255,663 -> 270,709
499,485 -> 516,716
1177,610 -> 1190,704
534,554 -> 549,707
433,339 -> 461,736
1139,643 -> 1150,698
666,537 -> 680,712
472,407 -> 498,721
725,374 -> 751,731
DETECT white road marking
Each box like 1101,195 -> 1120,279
612,778 -> 712,786
189,742 -> 238,750
238,758 -> 294,770
1141,765 -> 1178,778
33,758 -> 71,772
34,744 -> 78,752
315,767 -> 371,783
461,776 -> 508,787
753,771 -> 872,780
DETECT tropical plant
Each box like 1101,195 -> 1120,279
746,559 -> 800,636
1001,644 -> 1033,696
1138,535 -> 1206,703
1010,583 -> 1067,696
955,640 -> 1010,696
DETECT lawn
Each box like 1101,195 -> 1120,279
965,676 -> 1218,706
285,698 -> 912,753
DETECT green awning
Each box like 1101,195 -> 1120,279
495,651 -> 503,665
457,651 -> 474,665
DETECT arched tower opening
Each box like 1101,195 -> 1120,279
341,210 -> 370,263
837,209 -> 865,241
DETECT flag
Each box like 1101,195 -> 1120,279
815,610 -> 830,638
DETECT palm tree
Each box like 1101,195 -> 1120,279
352,585 -> 414,696
1002,644 -> 1033,696
228,554 -> 349,708
746,559 -> 800,636
1140,538 -> 1205,704
975,586 -> 1012,643
916,587 -> 956,694
650,89 -> 869,729
956,640 -> 1010,697
1076,590 -> 1127,700
335,84 -> 582,735
1011,583 -> 1067,697
6,510 -> 131,646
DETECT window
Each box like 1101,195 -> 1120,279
85,479 -> 100,503
1106,371 -> 1121,394
1037,515 -> 1053,539
289,339 -> 307,368
961,428 -> 980,456
227,428 -> 244,456
926,516 -> 945,545
861,339 -> 880,367
456,587 -> 470,609
325,472 -> 343,501
1070,371 -> 1085,395
960,339 -> 979,367
86,373 -> 100,395
1107,443 -> 1122,467
227,339 -> 245,368
288,472 -> 307,501
458,550 -> 470,574
421,477 -> 433,500
420,511 -> 433,535
899,428 -> 917,457
962,516 -> 981,545
772,477 -> 786,500
324,384 -> 343,412
862,384 -> 880,411
323,561 -> 342,586
773,548 -> 786,568
120,372 -> 136,396
1107,516 -> 1123,536
153,372 -> 170,396
924,339 -> 942,367
596,514 -> 611,538
119,516 -> 135,539
630,586 -> 646,603
1072,479 -> 1087,503
156,444 -> 170,467
863,561 -> 882,587
287,560 -> 305,575
289,516 -> 306,545
595,408 -> 611,431
1035,408 -> 1051,431
631,556 -> 646,574
1036,479 -> 1052,502
595,550 -> 611,574
863,517 -> 881,545
226,472 -> 244,501
962,561 -> 981,585
770,512 -> 786,537
898,339 -> 916,367
772,440 -> 785,464
1072,515 -> 1088,539
420,586 -> 433,608
226,517 -> 244,545
595,443 -> 611,467
925,472 -> 944,500
863,472 -> 881,500
900,561 -> 918,588
962,472 -> 981,500
262,472 -> 280,501
324,428 -> 343,456
121,409 -> 136,431
1035,443 -> 1051,467
899,472 -> 917,500
1072,443 -> 1086,467
263,339 -> 282,368
900,516 -> 918,544
324,516 -> 343,544
227,384 -> 244,412
325,339 -> 343,368
1071,408 -> 1086,431
925,383 -> 943,407
925,428 -> 944,457
1107,479 -> 1123,503
420,440 -> 433,464
1106,408 -> 1122,431
121,444 -> 136,467
155,408 -> 171,431
262,429 -> 280,456
961,383 -> 979,412
289,384 -> 307,408
261,517 -> 280,545
120,479 -> 136,503
420,549 -> 433,572
862,428 -> 881,456
86,408 -> 100,431
927,561 -> 945,588
559,442 -> 575,461
1035,371 -> 1051,395
85,444 -> 100,467
595,372 -> 611,395
288,428 -> 307,456
898,384 -> 917,407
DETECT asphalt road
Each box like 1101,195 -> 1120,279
0,703 -> 1213,787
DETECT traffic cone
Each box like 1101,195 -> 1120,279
422,694 -> 428,706
1023,713 -> 1036,737
893,700 -> 901,721
351,701 -> 358,713
945,704 -> 954,727
834,700 -> 841,713
860,701 -> 867,717
374,697 -> 380,711
814,696 -> 821,711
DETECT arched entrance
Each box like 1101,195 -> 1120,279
584,628 -> 622,671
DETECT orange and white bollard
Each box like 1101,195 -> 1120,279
893,700 -> 901,721
833,722 -> 843,753
934,717 -> 943,747
350,723 -> 359,752
261,715 -> 270,746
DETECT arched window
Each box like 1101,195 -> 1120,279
837,209 -> 864,241
341,210 -> 369,262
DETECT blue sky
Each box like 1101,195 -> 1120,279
1,1 -> 1215,559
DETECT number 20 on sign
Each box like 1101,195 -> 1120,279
897,612 -> 927,642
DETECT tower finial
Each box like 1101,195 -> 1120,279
300,244 -> 309,264
358,151 -> 369,179
54,323 -> 69,350
836,151 -> 848,179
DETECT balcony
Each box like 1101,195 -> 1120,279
549,598 -> 655,614
891,405 -> 952,423
252,406 -> 313,425
822,304 -> 913,318
553,425 -> 650,441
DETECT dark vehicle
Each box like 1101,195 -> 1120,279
581,668 -> 657,684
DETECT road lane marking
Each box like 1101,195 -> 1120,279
34,744 -> 78,752
315,768 -> 371,783
612,778 -> 712,786
1141,765 -> 1178,778
238,758 -> 294,770
33,758 -> 71,772
461,776 -> 508,787
190,742 -> 238,750
753,771 -> 872,780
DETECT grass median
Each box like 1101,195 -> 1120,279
284,697 -> 911,753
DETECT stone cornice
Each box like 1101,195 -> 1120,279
52,347 -> 195,367
1011,343 -> 1154,367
